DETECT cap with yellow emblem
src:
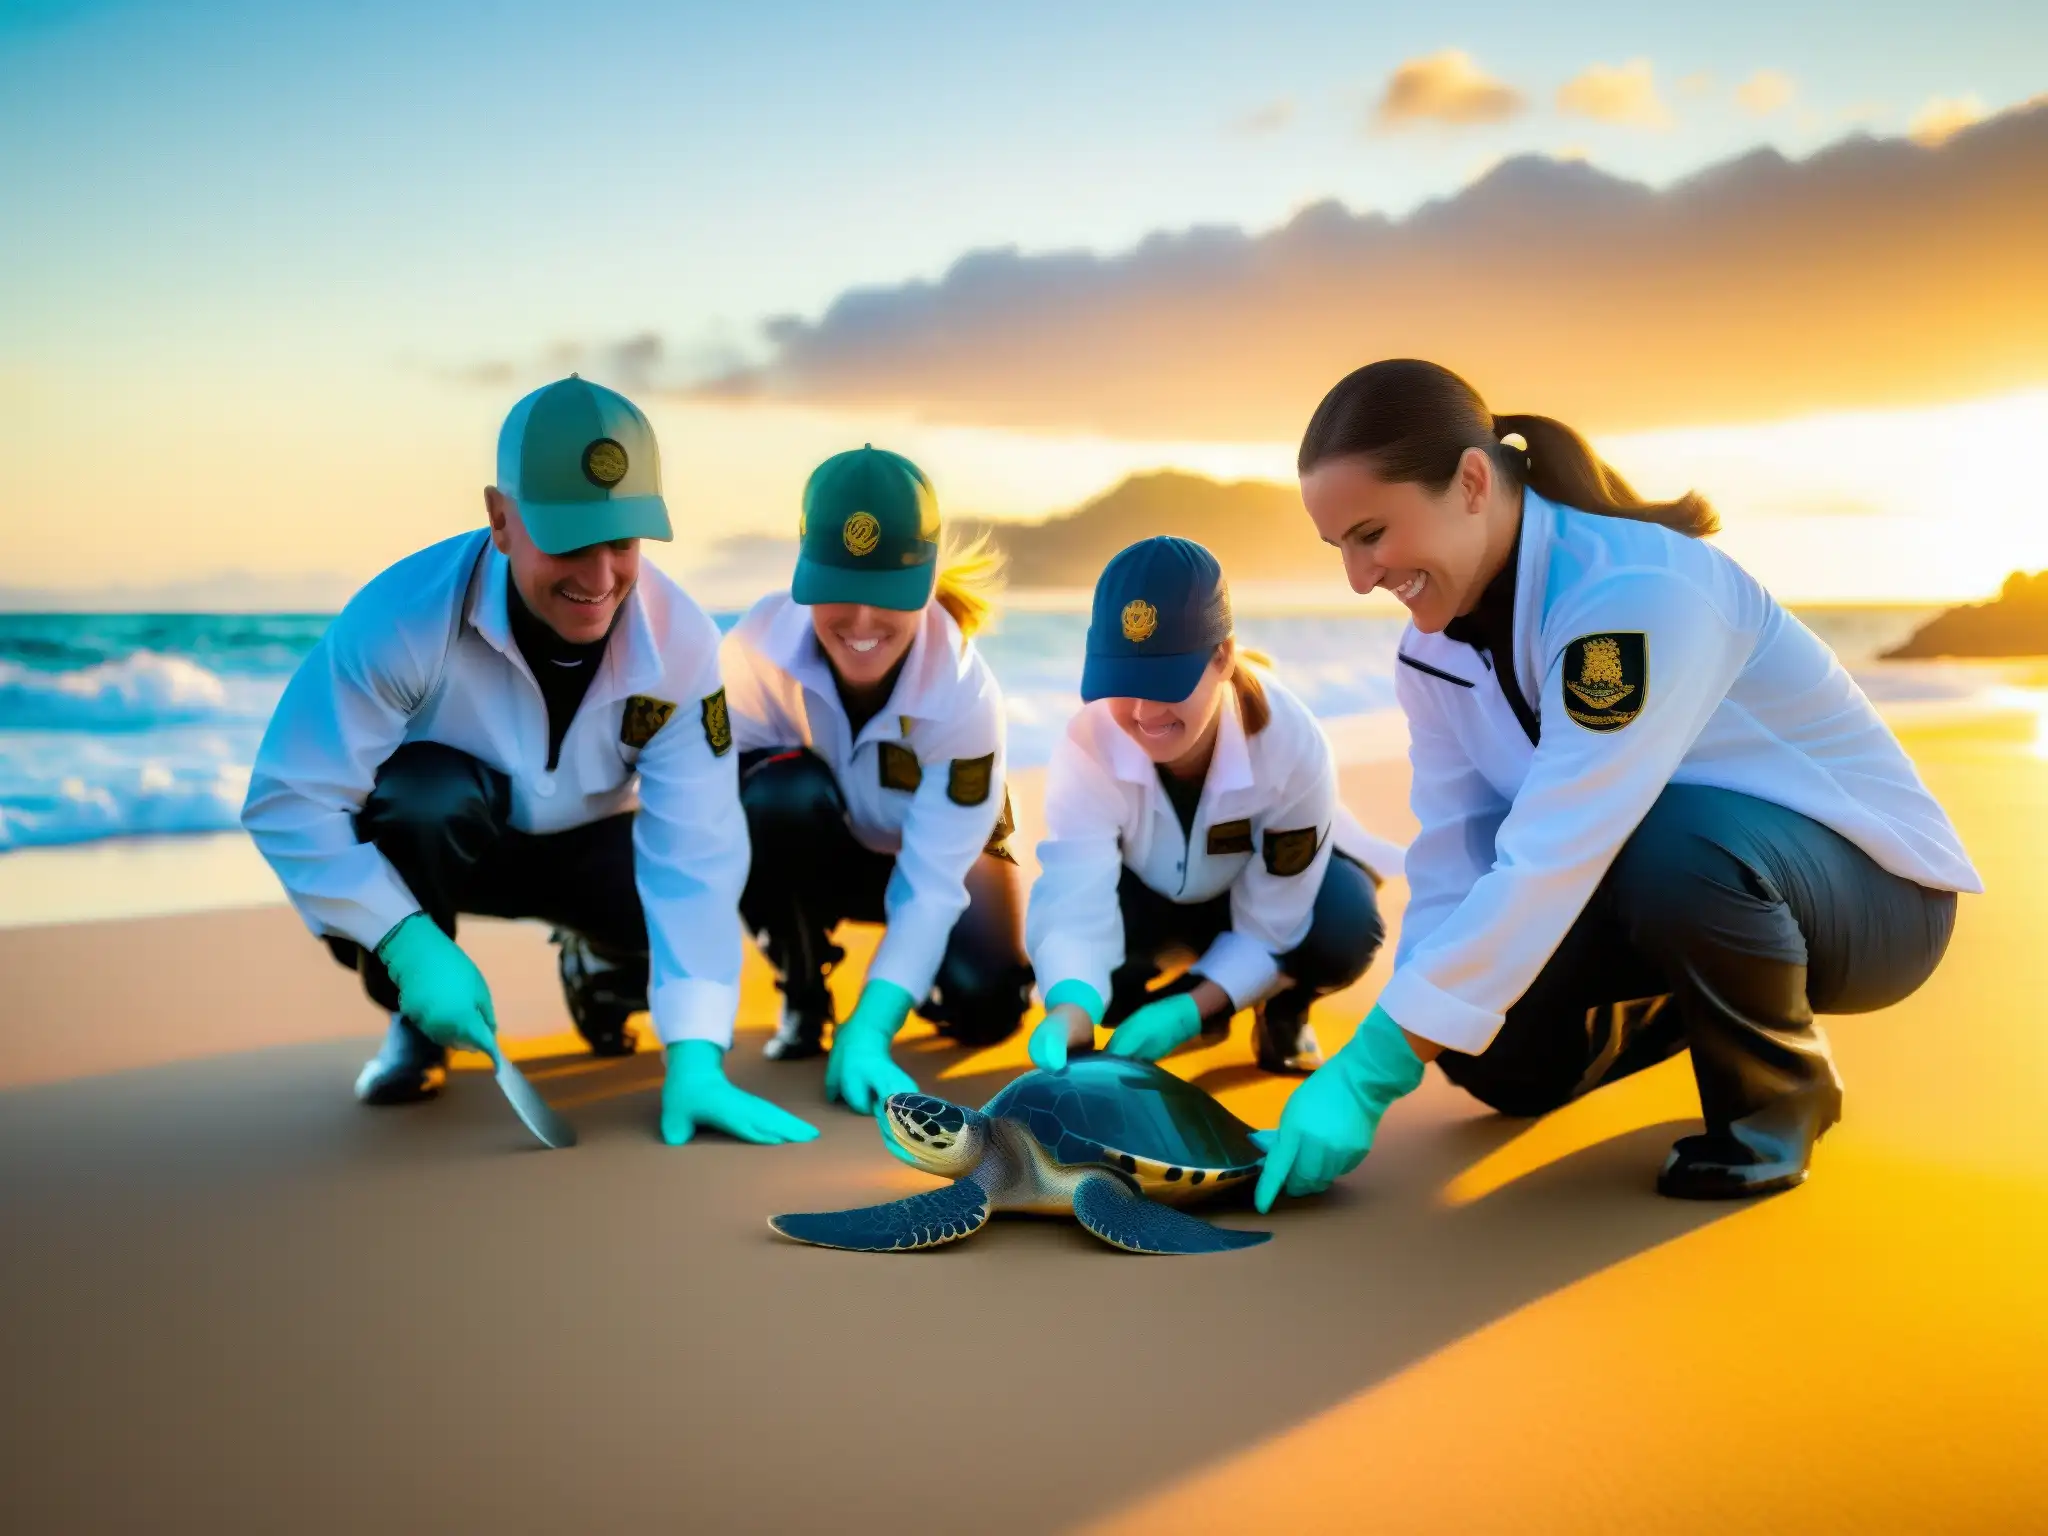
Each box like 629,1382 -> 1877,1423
791,445 -> 941,612
1081,536 -> 1234,703
495,375 -> 673,556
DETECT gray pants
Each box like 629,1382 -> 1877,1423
1436,782 -> 1958,1124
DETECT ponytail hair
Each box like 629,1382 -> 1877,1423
932,525 -> 1006,640
1224,644 -> 1273,736
1298,360 -> 1717,539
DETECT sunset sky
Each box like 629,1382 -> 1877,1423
4,0 -> 2046,603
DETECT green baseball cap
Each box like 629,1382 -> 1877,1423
790,445 -> 939,611
495,375 -> 672,556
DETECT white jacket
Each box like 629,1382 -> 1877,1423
720,591 -> 1007,1003
1384,490 -> 1981,1056
1028,668 -> 1404,1012
242,530 -> 750,1048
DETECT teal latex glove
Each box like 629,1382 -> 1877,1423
1029,979 -> 1105,1072
375,912 -> 497,1053
1105,991 -> 1206,1062
824,980 -> 918,1113
661,1040 -> 820,1147
1253,1004 -> 1425,1213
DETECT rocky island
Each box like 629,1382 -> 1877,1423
1884,571 -> 2048,658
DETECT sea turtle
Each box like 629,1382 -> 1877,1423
769,1055 -> 1270,1255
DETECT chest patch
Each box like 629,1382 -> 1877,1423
947,753 -> 995,807
1562,632 -> 1647,733
621,695 -> 677,749
1206,818 -> 1253,856
1263,826 -> 1320,877
699,688 -> 732,756
878,741 -> 923,793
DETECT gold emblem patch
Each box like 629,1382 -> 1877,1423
1122,599 -> 1158,643
582,437 -> 629,488
620,694 -> 676,749
947,753 -> 995,807
1263,826 -> 1320,877
878,741 -> 923,793
1563,632 -> 1647,733
1206,818 -> 1253,856
984,788 -> 1017,863
700,688 -> 731,757
843,512 -> 881,557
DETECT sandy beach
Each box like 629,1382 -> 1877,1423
2,737 -> 2044,1533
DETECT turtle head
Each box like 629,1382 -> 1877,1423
881,1092 -> 986,1176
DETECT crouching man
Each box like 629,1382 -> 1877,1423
241,375 -> 814,1148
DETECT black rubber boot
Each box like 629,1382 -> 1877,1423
354,1014 -> 448,1105
554,929 -> 646,1058
1251,989 -> 1324,1075
760,919 -> 841,1062
1655,951 -> 1844,1200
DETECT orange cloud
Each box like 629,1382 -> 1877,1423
1910,93 -> 1987,145
1737,69 -> 1796,116
1557,59 -> 1672,129
1373,50 -> 1524,131
684,103 -> 2048,442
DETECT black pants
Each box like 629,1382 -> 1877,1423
1436,782 -> 1958,1127
1105,852 -> 1385,1026
325,742 -> 648,1011
738,748 -> 1032,1045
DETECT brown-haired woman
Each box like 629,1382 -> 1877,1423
1026,536 -> 1401,1077
1254,359 -> 1980,1212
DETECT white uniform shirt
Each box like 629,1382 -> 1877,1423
242,530 -> 750,1048
1384,490 -> 1982,1056
1028,668 -> 1405,1013
721,591 -> 1008,1003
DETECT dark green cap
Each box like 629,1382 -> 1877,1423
495,375 -> 672,556
791,445 -> 939,611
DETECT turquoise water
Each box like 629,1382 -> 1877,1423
0,604 -> 1951,852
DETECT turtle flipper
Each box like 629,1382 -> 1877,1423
1072,1173 -> 1269,1255
769,1178 -> 991,1252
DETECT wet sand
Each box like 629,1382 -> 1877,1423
1,745 -> 2043,1533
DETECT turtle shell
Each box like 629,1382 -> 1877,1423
982,1056 -> 1263,1194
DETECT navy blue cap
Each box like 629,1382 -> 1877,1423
1081,537 -> 1233,703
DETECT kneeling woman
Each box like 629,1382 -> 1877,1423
1257,359 -> 1979,1211
1027,537 -> 1399,1077
723,446 -> 1031,1113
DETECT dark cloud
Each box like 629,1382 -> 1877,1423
692,101 -> 2048,441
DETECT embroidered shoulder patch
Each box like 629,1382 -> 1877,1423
1562,632 -> 1647,733
983,788 -> 1017,863
1206,818 -> 1253,856
1263,826 -> 1320,877
620,695 -> 677,749
947,752 -> 995,807
878,741 -> 923,793
700,688 -> 732,756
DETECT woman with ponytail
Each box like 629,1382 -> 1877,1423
1256,359 -> 1978,1208
1026,537 -> 1401,1077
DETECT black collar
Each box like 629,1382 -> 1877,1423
1443,522 -> 1539,745
506,579 -> 614,672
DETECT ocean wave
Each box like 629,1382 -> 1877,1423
0,652 -> 267,732
0,753 -> 253,851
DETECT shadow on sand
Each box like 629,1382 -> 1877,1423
0,1030 -> 1737,1533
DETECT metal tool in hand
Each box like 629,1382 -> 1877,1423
486,1044 -> 578,1150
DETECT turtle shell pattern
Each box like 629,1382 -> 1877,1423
982,1055 -> 1263,1199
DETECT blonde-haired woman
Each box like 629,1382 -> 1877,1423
722,446 -> 1029,1112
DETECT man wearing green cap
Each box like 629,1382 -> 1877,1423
243,376 -> 816,1149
